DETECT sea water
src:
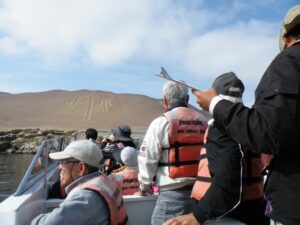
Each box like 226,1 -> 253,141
0,154 -> 34,202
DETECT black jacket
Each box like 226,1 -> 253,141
214,42 -> 300,225
192,121 -> 242,224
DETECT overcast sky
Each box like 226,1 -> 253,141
0,0 -> 298,107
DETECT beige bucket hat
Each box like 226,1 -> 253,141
279,5 -> 300,51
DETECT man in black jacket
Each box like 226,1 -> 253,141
190,72 -> 244,224
164,4 -> 300,225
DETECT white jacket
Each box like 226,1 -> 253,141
138,108 -> 196,192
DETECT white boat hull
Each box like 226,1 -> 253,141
0,139 -> 245,225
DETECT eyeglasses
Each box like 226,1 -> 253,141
59,160 -> 80,165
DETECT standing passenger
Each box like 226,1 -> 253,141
229,146 -> 272,225
165,72 -> 244,225
138,80 -> 208,225
191,72 -> 244,224
184,5 -> 300,225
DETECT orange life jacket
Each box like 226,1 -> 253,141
241,146 -> 273,201
75,174 -> 129,225
111,169 -> 140,195
191,125 -> 241,203
191,143 -> 273,202
158,107 -> 207,178
191,147 -> 211,200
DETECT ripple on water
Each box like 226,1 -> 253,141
0,154 -> 34,202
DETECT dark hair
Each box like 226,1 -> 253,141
286,23 -> 300,39
121,140 -> 136,148
85,128 -> 98,141
85,164 -> 99,174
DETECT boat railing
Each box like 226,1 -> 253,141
13,129 -> 144,197
12,129 -> 144,195
14,137 -> 68,196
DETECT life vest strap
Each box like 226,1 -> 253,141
158,160 -> 200,167
198,154 -> 207,160
162,142 -> 203,150
196,175 -> 212,182
160,141 -> 203,167
244,151 -> 263,185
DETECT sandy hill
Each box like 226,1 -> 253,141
0,90 -> 210,132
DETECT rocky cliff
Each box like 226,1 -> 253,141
0,129 -> 76,154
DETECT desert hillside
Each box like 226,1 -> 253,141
0,90 -> 210,132
0,90 -> 163,131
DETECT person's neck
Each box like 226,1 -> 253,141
66,171 -> 100,194
293,39 -> 300,45
165,102 -> 188,112
287,38 -> 300,48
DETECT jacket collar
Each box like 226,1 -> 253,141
66,171 -> 102,194
165,103 -> 188,112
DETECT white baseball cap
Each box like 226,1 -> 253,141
49,140 -> 103,168
120,146 -> 138,167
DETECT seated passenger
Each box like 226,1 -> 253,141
49,129 -> 102,199
85,128 -> 98,143
110,146 -> 140,195
101,124 -> 136,175
111,124 -> 136,148
96,135 -> 104,145
31,140 -> 128,225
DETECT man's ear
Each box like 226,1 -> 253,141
78,162 -> 88,176
163,96 -> 169,108
283,35 -> 297,48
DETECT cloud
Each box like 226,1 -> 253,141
0,0 -> 288,101
0,0 -> 155,64
0,0 -> 233,65
184,20 -> 279,89
0,37 -> 25,55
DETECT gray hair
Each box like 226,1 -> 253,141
162,81 -> 188,105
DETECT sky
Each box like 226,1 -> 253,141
0,0 -> 298,107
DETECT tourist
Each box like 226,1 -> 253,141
31,140 -> 128,225
101,124 -> 136,175
85,128 -> 98,143
138,80 -> 208,225
166,5 -> 300,225
110,146 -> 140,195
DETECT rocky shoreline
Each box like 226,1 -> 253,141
0,129 -> 77,154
